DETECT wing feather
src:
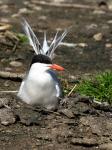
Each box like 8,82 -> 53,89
22,19 -> 69,59
48,29 -> 69,59
22,19 -> 42,55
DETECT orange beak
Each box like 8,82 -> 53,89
49,64 -> 64,71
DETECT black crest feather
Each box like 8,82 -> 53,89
30,54 -> 52,66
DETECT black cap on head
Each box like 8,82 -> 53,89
30,54 -> 52,66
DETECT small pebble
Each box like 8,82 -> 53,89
69,75 -> 76,80
23,1 -> 29,5
1,58 -> 7,63
4,81 -> 10,87
59,109 -> 74,118
99,143 -> 112,150
93,10 -> 106,15
18,8 -> 33,14
11,14 -> 20,18
0,98 -> 9,108
0,108 -> 16,125
107,20 -> 112,24
33,6 -> 42,11
108,2 -> 112,11
0,18 -> 9,23
9,61 -> 23,67
93,33 -> 103,41
39,16 -> 47,20
53,0 -> 65,3
0,5 -> 10,13
86,23 -> 98,30
78,43 -> 88,48
0,1 -> 3,4
71,137 -> 98,146
105,43 -> 112,48
5,67 -> 13,71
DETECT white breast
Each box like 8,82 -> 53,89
18,63 -> 61,110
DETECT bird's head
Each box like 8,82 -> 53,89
30,54 -> 64,72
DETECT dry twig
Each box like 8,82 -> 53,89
67,84 -> 77,97
0,71 -> 24,81
32,1 -> 98,10
12,40 -> 19,53
0,23 -> 12,32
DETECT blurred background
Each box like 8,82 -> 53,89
0,0 -> 112,76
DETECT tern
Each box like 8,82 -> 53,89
17,19 -> 68,110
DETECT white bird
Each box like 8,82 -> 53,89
17,19 -> 68,110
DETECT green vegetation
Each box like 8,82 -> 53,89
60,78 -> 71,96
76,71 -> 112,104
16,33 -> 28,43
60,77 -> 78,97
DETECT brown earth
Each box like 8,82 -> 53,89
0,93 -> 112,150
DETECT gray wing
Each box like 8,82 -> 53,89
47,70 -> 62,98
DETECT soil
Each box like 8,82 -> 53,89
0,94 -> 112,150
0,0 -> 112,150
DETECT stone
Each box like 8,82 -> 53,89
78,43 -> 88,48
80,116 -> 102,135
18,8 -> 33,14
105,43 -> 112,48
108,1 -> 112,11
71,137 -> 98,146
11,13 -> 20,18
93,10 -> 106,15
0,98 -> 9,108
4,80 -> 10,87
107,20 -> 112,24
0,108 -> 16,125
0,18 -> 9,23
9,61 -> 23,67
93,33 -> 103,41
38,16 -> 47,20
99,143 -> 112,150
23,1 -> 29,5
33,6 -> 42,11
59,109 -> 74,118
17,106 -> 41,126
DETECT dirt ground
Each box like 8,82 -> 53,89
0,93 -> 112,150
0,0 -> 112,149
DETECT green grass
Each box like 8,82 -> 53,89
60,78 -> 72,95
76,71 -> 112,104
16,33 -> 28,43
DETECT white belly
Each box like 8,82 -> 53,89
18,70 -> 60,109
